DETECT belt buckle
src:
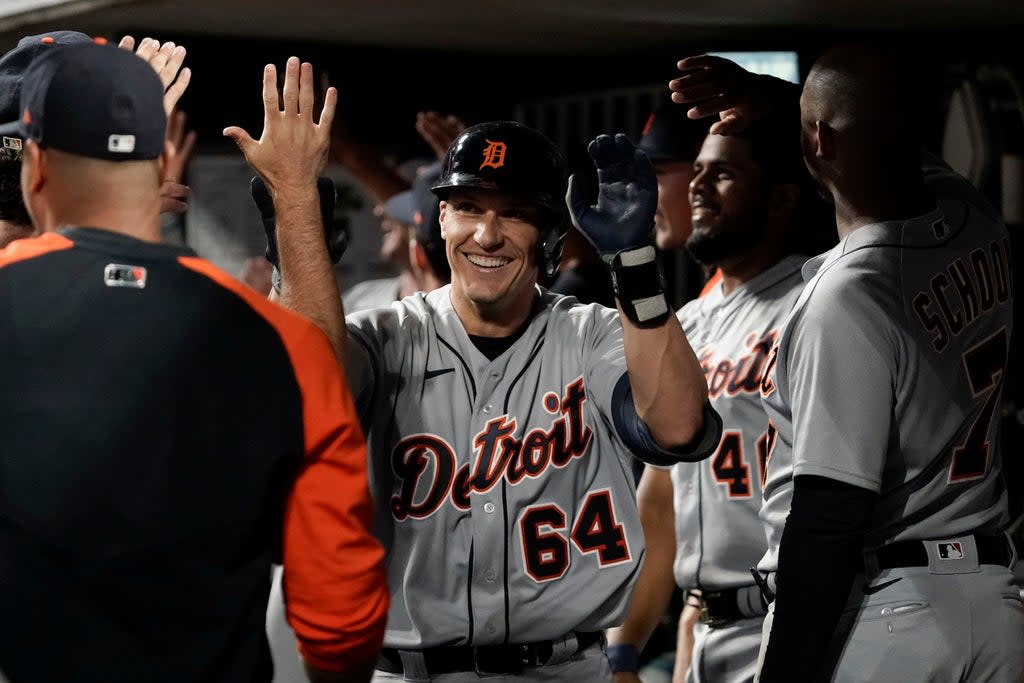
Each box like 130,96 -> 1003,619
697,593 -> 733,629
472,644 -> 528,676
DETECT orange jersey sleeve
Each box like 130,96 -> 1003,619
177,257 -> 388,671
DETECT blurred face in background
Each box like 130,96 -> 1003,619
374,203 -> 412,270
653,160 -> 696,251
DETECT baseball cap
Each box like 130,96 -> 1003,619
637,93 -> 710,163
0,42 -> 166,161
383,160 -> 442,226
0,30 -> 99,151
410,161 -> 443,247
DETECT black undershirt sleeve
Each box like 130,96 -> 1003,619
758,474 -> 877,683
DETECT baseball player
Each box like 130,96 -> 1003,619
672,49 -> 1023,681
606,113 -> 821,683
230,55 -> 724,681
0,43 -> 388,683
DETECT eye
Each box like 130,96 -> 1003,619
453,200 -> 481,214
504,208 -> 531,221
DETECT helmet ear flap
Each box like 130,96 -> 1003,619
537,223 -> 568,279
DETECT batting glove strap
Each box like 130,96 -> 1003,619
606,644 -> 640,674
606,245 -> 670,327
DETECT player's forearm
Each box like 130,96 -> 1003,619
759,475 -> 875,682
608,467 -> 678,649
672,602 -> 700,683
621,307 -> 708,448
275,185 -> 349,360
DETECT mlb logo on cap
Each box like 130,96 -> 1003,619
936,541 -> 964,559
108,134 -> 137,154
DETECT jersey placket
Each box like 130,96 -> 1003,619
467,360 -> 512,644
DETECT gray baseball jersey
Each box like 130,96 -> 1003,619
673,255 -> 806,591
342,276 -> 401,314
759,156 -> 1013,572
345,285 -> 651,648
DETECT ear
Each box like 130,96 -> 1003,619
410,238 -> 429,273
815,120 -> 836,161
158,139 -> 173,183
23,140 -> 46,195
438,201 -> 448,240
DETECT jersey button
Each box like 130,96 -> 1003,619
484,568 -> 497,582
484,502 -> 496,513
482,404 -> 493,414
485,623 -> 496,634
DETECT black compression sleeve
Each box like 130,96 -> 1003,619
758,475 -> 876,683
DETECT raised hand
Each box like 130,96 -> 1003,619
669,54 -> 789,135
415,111 -> 466,160
566,133 -> 658,258
159,107 -> 197,215
223,57 -> 336,194
118,35 -> 191,117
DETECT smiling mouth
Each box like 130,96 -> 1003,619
465,254 -> 512,269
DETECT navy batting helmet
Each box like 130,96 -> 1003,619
431,120 -> 569,278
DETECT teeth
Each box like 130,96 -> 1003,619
467,254 -> 511,268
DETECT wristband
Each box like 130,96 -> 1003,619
606,245 -> 669,327
606,643 -> 640,674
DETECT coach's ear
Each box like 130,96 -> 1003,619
22,140 -> 46,195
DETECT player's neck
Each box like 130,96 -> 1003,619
451,288 -> 538,338
833,170 -> 931,240
716,242 -> 787,296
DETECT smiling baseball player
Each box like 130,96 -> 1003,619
606,112 -> 825,683
232,58 -> 723,682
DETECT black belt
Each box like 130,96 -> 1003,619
863,534 -> 1014,571
377,631 -> 603,676
690,585 -> 766,628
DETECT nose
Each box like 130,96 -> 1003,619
689,167 -> 709,202
473,211 -> 503,249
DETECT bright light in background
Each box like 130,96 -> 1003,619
709,51 -> 800,84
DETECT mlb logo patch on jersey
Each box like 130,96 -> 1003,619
936,541 -> 964,560
3,136 -> 22,151
104,263 -> 147,289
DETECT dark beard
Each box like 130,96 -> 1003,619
684,220 -> 765,265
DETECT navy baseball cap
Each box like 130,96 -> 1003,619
0,42 -> 166,161
410,161 -> 443,246
0,30 -> 98,151
637,94 -> 710,163
384,160 -> 442,226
